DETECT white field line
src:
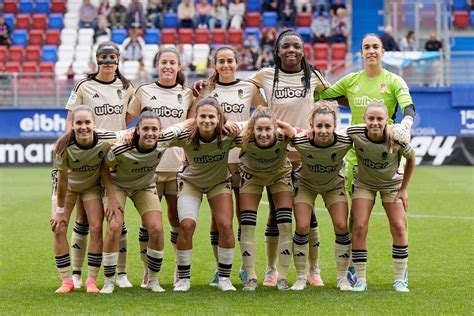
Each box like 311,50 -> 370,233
259,201 -> 474,220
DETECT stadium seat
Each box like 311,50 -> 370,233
57,45 -> 75,62
161,29 -> 177,44
262,12 -> 278,28
75,45 -> 92,61
123,60 -> 140,80
143,44 -> 158,70
64,12 -> 79,29
0,47 -> 8,63
195,29 -> 210,44
4,14 -> 16,29
15,14 -> 31,29
453,0 -> 467,11
42,45 -> 58,62
23,61 -> 39,74
297,13 -> 312,27
5,61 -> 22,73
32,14 -> 48,29
331,59 -> 345,74
228,29 -> 243,45
212,29 -> 226,44
144,29 -> 161,44
453,11 -> 469,29
54,60 -> 70,78
304,43 -> 312,62
193,44 -> 210,69
26,45 -> 42,62
29,29 -> 44,45
246,12 -> 261,27
178,28 -> 193,44
12,30 -> 29,46
39,61 -> 55,73
331,43 -> 346,60
51,0 -> 66,13
60,29 -> 78,45
111,28 -> 127,44
314,59 -> 328,71
19,0 -> 34,14
2,0 -> 18,14
246,0 -> 261,12
9,46 -> 24,62
48,13 -> 64,29
45,29 -> 61,45
35,0 -> 51,13
245,27 -> 261,42
163,13 -> 179,28
78,28 -> 95,46
313,43 -> 329,60
471,11 -> 474,26
72,60 -> 90,75
297,27 -> 311,43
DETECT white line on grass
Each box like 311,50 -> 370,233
259,201 -> 473,220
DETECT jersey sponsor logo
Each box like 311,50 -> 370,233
71,163 -> 101,172
361,158 -> 388,169
353,96 -> 384,107
131,165 -> 155,172
94,104 -> 124,116
221,102 -> 244,113
20,113 -> 66,134
152,106 -> 184,118
252,155 -> 279,164
93,93 -> 100,98
274,87 -> 307,99
308,163 -> 337,173
193,152 -> 225,163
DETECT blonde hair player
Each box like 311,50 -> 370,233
346,102 -> 415,293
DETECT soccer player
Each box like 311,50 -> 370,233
63,41 -> 136,289
278,100 -> 353,291
235,106 -> 293,291
346,102 -> 415,293
99,109 -> 189,294
172,96 -> 240,292
50,105 -> 118,293
127,46 -> 195,287
197,45 -> 267,286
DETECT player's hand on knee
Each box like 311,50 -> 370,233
50,213 -> 66,232
396,189 -> 409,213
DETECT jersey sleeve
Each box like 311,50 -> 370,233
105,147 -> 118,168
127,88 -> 142,118
55,151 -> 68,171
65,83 -> 84,111
251,85 -> 267,108
125,86 -> 138,117
158,125 -> 183,147
314,74 -> 348,100
313,69 -> 331,93
246,69 -> 265,88
399,142 -> 415,160
391,74 -> 414,113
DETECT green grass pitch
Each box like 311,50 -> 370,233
0,167 -> 473,314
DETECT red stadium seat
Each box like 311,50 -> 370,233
453,11 -> 469,28
313,43 -> 329,60
9,46 -> 25,62
32,14 -> 48,29
314,59 -> 328,71
5,61 -> 22,73
229,29 -> 243,45
195,28 -> 209,44
39,61 -> 55,73
161,29 -> 176,44
29,29 -> 44,45
0,46 -> 7,63
178,28 -> 193,44
212,28 -> 226,44
304,43 -> 312,62
16,14 -> 31,29
331,43 -> 346,60
246,12 -> 261,27
51,0 -> 66,13
45,29 -> 61,45
23,61 -> 39,76
331,59 -> 345,74
3,0 -> 18,14
0,62 -> 4,72
296,13 -> 312,27
26,45 -> 42,62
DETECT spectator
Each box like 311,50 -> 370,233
178,0 -> 195,28
109,0 -> 127,28
126,0 -> 146,29
329,0 -> 346,16
400,30 -> 417,51
311,12 -> 330,43
255,48 -> 274,68
98,0 -> 111,17
263,0 -> 278,12
260,28 -> 276,51
244,33 -> 260,56
94,15 -> 112,44
279,0 -> 297,28
177,44 -> 193,74
239,46 -> 256,71
330,7 -> 348,43
380,25 -> 400,51
228,0 -> 245,29
209,0 -> 228,30
146,0 -> 165,29
0,15 -> 11,46
195,0 -> 212,28
121,29 -> 145,62
79,0 -> 99,28
425,33 -> 443,52
295,0 -> 312,14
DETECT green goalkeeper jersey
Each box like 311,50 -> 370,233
315,69 -> 413,124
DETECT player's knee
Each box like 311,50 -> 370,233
147,225 -> 164,241
333,221 -> 348,234
218,222 -> 233,238
390,222 -> 407,239
88,221 -> 103,236
53,222 -> 68,237
352,222 -> 368,238
295,222 -> 310,235
180,219 -> 196,235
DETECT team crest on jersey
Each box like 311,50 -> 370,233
353,85 -> 360,93
238,89 -> 244,99
107,150 -> 115,161
382,152 -> 388,160
380,84 -> 386,93
117,89 -> 123,99
275,148 -> 281,155
331,153 -> 337,162
177,93 -> 183,104
98,151 -> 104,160
300,77 -> 305,85
157,152 -> 162,159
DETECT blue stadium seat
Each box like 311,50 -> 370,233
144,29 -> 161,44
19,0 -> 34,14
453,0 -> 467,11
297,27 -> 311,43
48,13 -> 64,29
163,13 -> 178,28
247,0 -> 261,12
12,30 -> 29,46
4,14 -> 16,29
35,0 -> 51,13
470,11 -> 474,26
111,28 -> 127,44
262,12 -> 278,27
42,45 -> 58,62
245,27 -> 261,42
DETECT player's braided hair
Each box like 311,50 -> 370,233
153,46 -> 186,87
242,106 -> 276,148
206,46 -> 241,93
365,102 -> 394,153
131,107 -> 162,146
188,96 -> 227,150
308,100 -> 340,127
54,105 -> 95,156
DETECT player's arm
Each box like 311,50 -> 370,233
392,74 -> 416,130
276,120 -> 297,138
50,168 -> 68,231
314,75 -> 348,105
251,84 -> 267,108
101,154 -> 123,223
397,145 -> 416,212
